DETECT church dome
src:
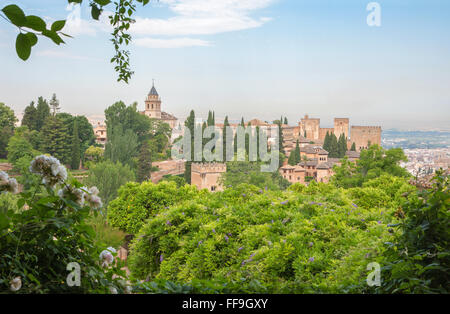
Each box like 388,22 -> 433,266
149,85 -> 158,96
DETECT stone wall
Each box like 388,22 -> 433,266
191,162 -> 226,192
350,126 -> 382,151
334,118 -> 349,139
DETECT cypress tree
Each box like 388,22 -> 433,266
351,142 -> 356,151
222,116 -> 230,161
323,131 -> 330,152
294,139 -> 300,164
338,134 -> 347,158
245,122 -> 251,157
329,134 -> 338,158
184,110 -> 195,184
287,149 -> 296,165
137,140 -> 152,182
70,119 -> 81,170
207,111 -> 212,126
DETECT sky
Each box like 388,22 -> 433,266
0,0 -> 449,130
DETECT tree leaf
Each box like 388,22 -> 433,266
94,0 -> 111,5
25,15 -> 46,32
2,4 -> 26,27
16,33 -> 31,60
51,20 -> 66,32
42,29 -> 65,45
25,32 -> 38,47
60,32 -> 74,38
91,4 -> 102,20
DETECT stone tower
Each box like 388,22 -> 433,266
191,163 -> 227,192
334,118 -> 349,139
144,81 -> 161,119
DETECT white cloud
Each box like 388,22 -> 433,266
49,1 -> 275,48
131,0 -> 274,36
36,49 -> 92,61
62,4 -> 112,36
134,37 -> 211,48
130,0 -> 275,48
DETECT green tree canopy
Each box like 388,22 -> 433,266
39,115 -> 71,164
0,102 -> 17,158
35,96 -> 50,131
21,101 -> 38,131
85,160 -> 135,207
332,144 -> 410,188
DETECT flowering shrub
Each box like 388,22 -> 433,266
127,181 -> 402,292
107,181 -> 200,234
0,155 -> 128,293
376,170 -> 449,293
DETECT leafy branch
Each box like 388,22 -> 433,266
1,0 -> 153,83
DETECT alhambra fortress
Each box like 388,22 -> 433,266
93,84 -> 381,192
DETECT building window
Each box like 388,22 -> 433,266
211,186 -> 216,191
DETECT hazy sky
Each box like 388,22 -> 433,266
1,0 -> 449,130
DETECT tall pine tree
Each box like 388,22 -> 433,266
35,97 -> 50,131
40,116 -> 70,164
22,101 -> 38,131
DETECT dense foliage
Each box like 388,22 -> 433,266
85,160 -> 135,207
123,176 -> 421,293
0,103 -> 17,159
0,156 -> 128,293
107,181 -> 199,235
377,170 -> 449,293
332,145 -> 410,188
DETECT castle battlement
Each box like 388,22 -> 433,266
191,162 -> 227,173
351,126 -> 382,130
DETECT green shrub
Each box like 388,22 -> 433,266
377,171 -> 449,293
127,181 -> 398,292
107,181 -> 199,234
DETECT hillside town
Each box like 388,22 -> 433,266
82,84 -> 385,192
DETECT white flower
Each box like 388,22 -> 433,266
0,171 -> 9,185
0,171 -> 18,194
125,285 -> 132,294
84,186 -> 103,209
29,155 -> 67,188
10,277 -> 22,292
107,247 -> 116,254
109,286 -> 118,294
100,250 -> 114,267
58,186 -> 85,206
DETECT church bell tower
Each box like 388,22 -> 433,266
144,80 -> 161,119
